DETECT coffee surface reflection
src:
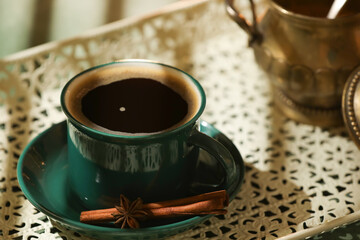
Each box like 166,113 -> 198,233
82,78 -> 188,133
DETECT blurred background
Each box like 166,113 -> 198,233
0,0 -> 177,58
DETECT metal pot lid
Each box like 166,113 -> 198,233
342,65 -> 360,149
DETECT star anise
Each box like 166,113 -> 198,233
111,194 -> 149,229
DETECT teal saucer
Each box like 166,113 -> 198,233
17,120 -> 244,240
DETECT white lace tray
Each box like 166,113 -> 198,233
1,0 -> 360,239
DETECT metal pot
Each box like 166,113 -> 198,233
226,0 -> 360,126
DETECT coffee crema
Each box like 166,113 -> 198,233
274,0 -> 360,18
64,64 -> 201,135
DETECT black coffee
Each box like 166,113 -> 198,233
81,78 -> 188,133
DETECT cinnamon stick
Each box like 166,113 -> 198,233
80,190 -> 228,225
143,189 -> 228,209
147,197 -> 227,218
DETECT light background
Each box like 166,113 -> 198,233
0,0 -> 176,58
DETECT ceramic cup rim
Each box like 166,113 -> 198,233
60,59 -> 206,141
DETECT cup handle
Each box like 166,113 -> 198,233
187,129 -> 238,192
225,0 -> 262,45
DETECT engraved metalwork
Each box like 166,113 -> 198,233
342,67 -> 360,148
226,0 -> 360,126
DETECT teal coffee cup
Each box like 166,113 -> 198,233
61,60 -> 237,210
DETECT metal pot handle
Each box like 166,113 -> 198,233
225,0 -> 262,45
